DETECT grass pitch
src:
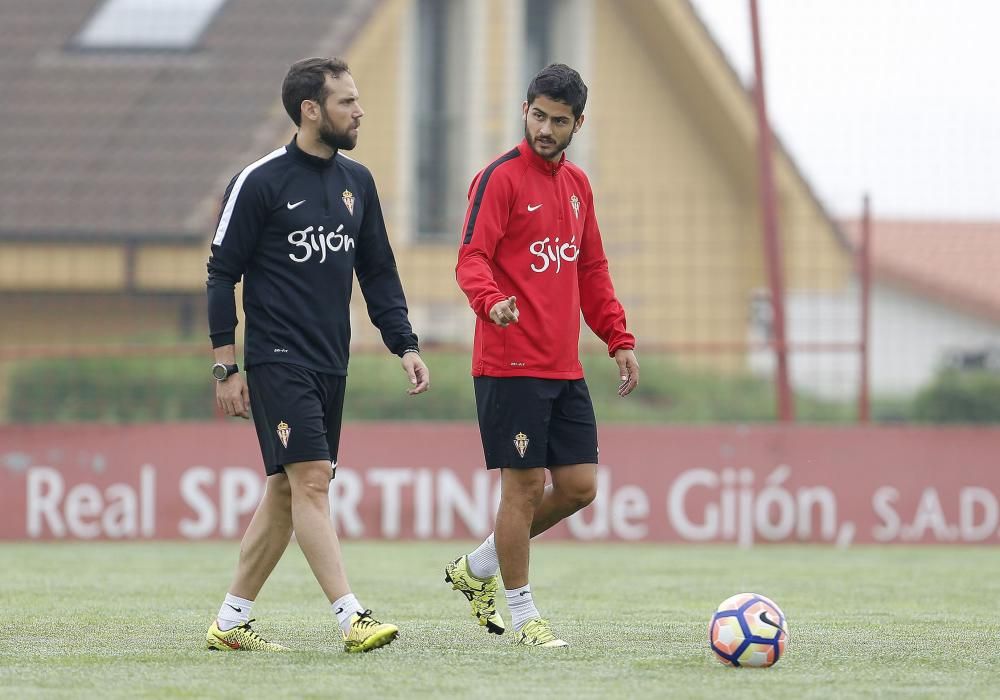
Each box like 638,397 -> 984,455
1,541 -> 997,699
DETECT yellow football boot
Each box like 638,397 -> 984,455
343,610 -> 399,653
444,555 -> 505,635
514,618 -> 568,648
206,619 -> 289,651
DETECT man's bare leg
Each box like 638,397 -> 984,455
529,462 -> 597,537
228,473 -> 294,600
495,467 -> 547,588
465,463 -> 597,579
209,473 -> 294,648
283,460 -> 351,602
282,459 -> 398,650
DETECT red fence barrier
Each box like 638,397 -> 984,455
1,423 -> 998,544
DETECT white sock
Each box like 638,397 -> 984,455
332,593 -> 364,634
217,593 -> 253,631
467,533 -> 499,579
505,584 -> 540,632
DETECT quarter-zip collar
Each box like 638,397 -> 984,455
287,133 -> 337,170
518,138 -> 566,176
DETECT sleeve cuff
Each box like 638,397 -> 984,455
395,340 -> 420,357
608,340 -> 635,357
210,331 -> 236,349
477,292 -> 510,321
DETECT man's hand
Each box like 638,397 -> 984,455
402,352 -> 430,395
216,373 -> 250,419
489,296 -> 519,327
614,348 -> 639,397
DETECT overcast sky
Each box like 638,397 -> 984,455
689,0 -> 999,221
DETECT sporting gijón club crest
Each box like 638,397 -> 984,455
276,421 -> 290,448
514,432 -> 529,458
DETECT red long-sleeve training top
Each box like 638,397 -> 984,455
456,139 -> 635,379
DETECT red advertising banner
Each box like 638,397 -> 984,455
1,423 -> 998,544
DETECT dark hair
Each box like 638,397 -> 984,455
281,57 -> 351,126
526,63 -> 588,119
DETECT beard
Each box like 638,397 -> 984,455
318,108 -> 358,151
525,121 -> 573,159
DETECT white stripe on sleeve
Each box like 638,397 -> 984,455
213,146 -> 287,246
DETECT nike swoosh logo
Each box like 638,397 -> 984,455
227,604 -> 243,613
519,590 -> 532,596
335,607 -> 344,614
287,200 -> 306,210
760,610 -> 781,629
527,203 -> 542,212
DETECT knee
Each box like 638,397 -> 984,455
266,474 -> 292,505
560,482 -> 597,512
501,471 -> 547,510
524,482 -> 547,510
287,462 -> 333,504
504,485 -> 546,512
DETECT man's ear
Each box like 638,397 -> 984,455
574,113 -> 586,133
300,99 -> 319,124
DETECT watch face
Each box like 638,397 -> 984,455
212,364 -> 228,380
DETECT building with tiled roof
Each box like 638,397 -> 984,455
843,219 -> 1000,393
1,0 -> 854,394
1,0 -> 378,350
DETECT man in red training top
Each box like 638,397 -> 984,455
446,63 -> 639,648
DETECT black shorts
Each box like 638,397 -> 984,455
247,363 -> 346,476
473,376 -> 599,469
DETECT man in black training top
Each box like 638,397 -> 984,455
204,57 -> 429,653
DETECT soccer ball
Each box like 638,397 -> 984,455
709,592 -> 789,668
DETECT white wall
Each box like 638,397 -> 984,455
869,283 -> 1000,394
748,281 -> 1000,400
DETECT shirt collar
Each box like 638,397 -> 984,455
518,138 -> 566,175
287,134 -> 337,170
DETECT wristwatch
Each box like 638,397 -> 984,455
211,363 -> 239,381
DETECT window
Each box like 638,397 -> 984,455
74,0 -> 227,51
522,0 -> 558,89
413,0 -> 470,240
519,0 -> 590,167
522,0 -> 573,88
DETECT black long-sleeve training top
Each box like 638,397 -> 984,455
206,135 -> 418,375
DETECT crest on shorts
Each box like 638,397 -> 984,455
342,190 -> 355,216
276,420 -> 291,448
570,194 -> 580,219
513,431 -> 529,459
